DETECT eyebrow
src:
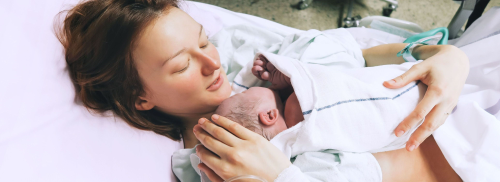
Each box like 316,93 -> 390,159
161,24 -> 204,66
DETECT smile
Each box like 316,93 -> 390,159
207,73 -> 223,91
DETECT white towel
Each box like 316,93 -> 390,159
258,52 -> 426,158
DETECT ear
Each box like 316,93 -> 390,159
258,109 -> 280,126
135,96 -> 155,111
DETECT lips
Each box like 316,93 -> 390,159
206,73 -> 223,91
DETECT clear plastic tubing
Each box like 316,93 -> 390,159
224,175 -> 267,182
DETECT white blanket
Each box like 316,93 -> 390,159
432,35 -> 500,181
260,52 -> 426,157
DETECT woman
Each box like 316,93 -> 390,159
58,0 -> 468,181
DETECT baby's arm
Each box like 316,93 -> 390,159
252,54 -> 292,90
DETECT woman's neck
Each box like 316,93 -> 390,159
181,112 -> 214,148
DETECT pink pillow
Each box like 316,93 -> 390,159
0,1 -> 181,181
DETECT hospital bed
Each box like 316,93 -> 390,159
0,0 -> 499,181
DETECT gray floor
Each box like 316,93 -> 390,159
192,0 -> 500,31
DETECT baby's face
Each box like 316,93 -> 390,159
215,87 -> 287,139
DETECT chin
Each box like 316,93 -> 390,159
209,86 -> 231,106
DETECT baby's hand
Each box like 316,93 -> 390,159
252,54 -> 291,90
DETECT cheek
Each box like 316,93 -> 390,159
146,70 -> 202,105
167,72 -> 202,98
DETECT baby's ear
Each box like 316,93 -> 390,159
258,109 -> 280,126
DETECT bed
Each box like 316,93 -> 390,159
1,0 -> 499,181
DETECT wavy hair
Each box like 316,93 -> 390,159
56,0 -> 184,140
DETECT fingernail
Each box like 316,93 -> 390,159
212,114 -> 219,121
408,144 -> 417,151
198,118 -> 206,124
395,130 -> 405,137
387,79 -> 396,85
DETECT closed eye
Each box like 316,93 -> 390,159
201,36 -> 210,49
201,42 -> 209,49
177,59 -> 190,73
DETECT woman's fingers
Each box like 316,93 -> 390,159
198,161 -> 224,182
384,63 -> 426,89
394,89 -> 440,137
194,123 -> 232,155
196,115 -> 291,182
197,118 -> 241,147
211,114 -> 256,140
405,104 -> 449,151
196,145 -> 226,178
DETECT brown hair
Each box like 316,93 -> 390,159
56,0 -> 183,140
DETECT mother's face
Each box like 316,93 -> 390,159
132,7 -> 231,117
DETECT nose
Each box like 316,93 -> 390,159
198,51 -> 220,76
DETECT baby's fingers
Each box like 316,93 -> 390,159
261,71 -> 270,81
254,59 -> 264,67
252,65 -> 264,79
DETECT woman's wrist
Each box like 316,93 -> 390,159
412,44 -> 455,61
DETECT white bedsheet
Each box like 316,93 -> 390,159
432,9 -> 500,179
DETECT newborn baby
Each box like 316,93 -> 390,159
215,86 -> 298,140
213,53 -> 426,181
216,53 -> 424,153
215,55 -> 308,140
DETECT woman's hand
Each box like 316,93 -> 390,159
193,114 -> 292,182
384,45 -> 469,151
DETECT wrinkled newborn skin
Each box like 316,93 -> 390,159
215,87 -> 305,139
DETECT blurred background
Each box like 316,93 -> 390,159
192,0 -> 500,31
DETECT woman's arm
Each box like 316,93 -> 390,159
195,115 -> 343,182
364,43 -> 469,151
362,43 -> 446,67
362,43 -> 407,67
193,115 -> 292,182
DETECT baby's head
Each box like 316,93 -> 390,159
215,87 -> 287,140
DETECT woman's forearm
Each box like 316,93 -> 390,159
362,43 -> 407,67
362,43 -> 449,67
411,44 -> 454,60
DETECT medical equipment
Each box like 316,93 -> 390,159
297,0 -> 398,17
403,27 -> 448,44
336,0 -> 489,41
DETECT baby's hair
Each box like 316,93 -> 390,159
222,100 -> 274,140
